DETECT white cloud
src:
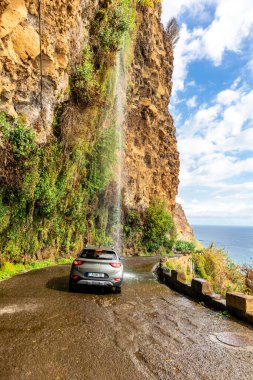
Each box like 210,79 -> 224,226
202,0 -> 253,65
162,0 -> 216,23
177,84 -> 253,187
180,104 -> 221,138
168,0 -> 253,94
185,196 -> 253,220
179,181 -> 253,224
163,1 -> 253,225
186,95 -> 197,107
216,89 -> 240,106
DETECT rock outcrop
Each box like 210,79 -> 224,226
174,203 -> 194,241
0,0 -> 98,142
124,5 -> 179,214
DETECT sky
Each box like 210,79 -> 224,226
162,0 -> 253,226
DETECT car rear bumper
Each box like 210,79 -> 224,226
71,278 -> 123,287
78,279 -> 121,287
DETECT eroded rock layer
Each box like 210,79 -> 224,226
124,5 -> 179,213
0,0 -> 98,142
174,203 -> 194,241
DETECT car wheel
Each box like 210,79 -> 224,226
114,286 -> 122,294
69,281 -> 75,292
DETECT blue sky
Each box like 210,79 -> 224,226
162,0 -> 253,226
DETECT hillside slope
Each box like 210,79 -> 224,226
0,0 -> 190,261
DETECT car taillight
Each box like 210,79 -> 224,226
110,262 -> 122,268
72,275 -> 80,280
73,260 -> 84,266
113,278 -> 121,282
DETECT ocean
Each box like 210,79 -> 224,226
192,225 -> 253,265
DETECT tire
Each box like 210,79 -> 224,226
69,281 -> 75,292
114,286 -> 122,294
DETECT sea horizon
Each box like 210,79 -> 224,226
192,225 -> 253,265
192,224 -> 253,228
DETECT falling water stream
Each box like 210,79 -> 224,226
113,46 -> 127,255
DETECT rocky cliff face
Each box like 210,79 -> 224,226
174,203 -> 194,241
124,5 -> 179,213
0,0 -> 98,142
0,1 -> 188,261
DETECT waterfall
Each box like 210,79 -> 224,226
113,46 -> 127,255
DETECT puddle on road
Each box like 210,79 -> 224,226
0,304 -> 37,316
216,332 -> 253,347
210,332 -> 253,351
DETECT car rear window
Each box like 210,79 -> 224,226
80,249 -> 116,260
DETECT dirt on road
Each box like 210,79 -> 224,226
0,257 -> 253,380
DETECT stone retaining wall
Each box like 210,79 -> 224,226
157,265 -> 253,325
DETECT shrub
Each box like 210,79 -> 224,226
143,198 -> 173,251
124,209 -> 143,236
0,112 -> 36,158
193,245 -> 245,295
35,173 -> 58,218
137,0 -> 160,6
241,265 -> 253,294
123,209 -> 143,251
71,46 -> 100,105
9,122 -> 36,158
175,240 -> 195,253
0,111 -> 11,138
96,0 -> 135,50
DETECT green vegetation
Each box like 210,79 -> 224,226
0,0 -> 137,267
0,112 -> 36,158
0,258 -> 74,281
0,108 -> 119,263
165,258 -> 192,282
123,209 -> 144,251
71,47 -> 100,105
192,245 -> 245,295
143,199 -> 174,251
92,0 -> 135,54
87,125 -> 117,194
123,200 -> 198,256
137,0 -> 160,6
242,264 -> 253,294
164,243 -> 248,297
175,240 -> 195,253
71,0 -> 137,105
123,199 -> 174,254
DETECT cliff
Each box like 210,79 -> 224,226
173,203 -> 194,241
0,0 -> 186,261
0,0 -> 98,141
124,5 -> 179,213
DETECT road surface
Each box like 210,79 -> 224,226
0,257 -> 253,380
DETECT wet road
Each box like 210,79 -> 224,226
0,257 -> 253,380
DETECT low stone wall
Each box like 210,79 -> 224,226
157,265 -> 253,325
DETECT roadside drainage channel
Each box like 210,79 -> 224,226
156,265 -> 253,327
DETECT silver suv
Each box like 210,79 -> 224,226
69,247 -> 124,293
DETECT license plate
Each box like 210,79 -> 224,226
87,273 -> 105,278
